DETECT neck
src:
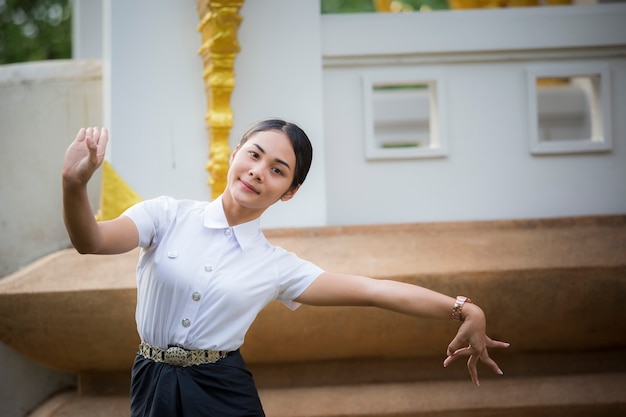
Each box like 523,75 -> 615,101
220,188 -> 265,226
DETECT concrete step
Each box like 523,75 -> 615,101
32,373 -> 626,417
262,373 -> 626,417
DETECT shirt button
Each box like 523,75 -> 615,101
192,292 -> 201,301
204,264 -> 214,272
182,318 -> 191,327
224,228 -> 232,236
167,250 -> 178,258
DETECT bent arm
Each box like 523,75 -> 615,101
62,127 -> 139,254
63,184 -> 138,254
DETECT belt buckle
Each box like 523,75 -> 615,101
164,346 -> 190,366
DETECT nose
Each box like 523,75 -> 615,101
248,166 -> 262,181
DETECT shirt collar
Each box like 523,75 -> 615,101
203,195 -> 262,250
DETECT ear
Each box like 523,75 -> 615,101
230,144 -> 241,163
280,185 -> 300,202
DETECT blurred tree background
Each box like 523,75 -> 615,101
0,0 -> 72,65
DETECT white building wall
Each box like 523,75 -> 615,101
321,6 -> 626,225
76,2 -> 626,229
228,0 -> 327,227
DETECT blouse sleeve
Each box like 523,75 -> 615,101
274,247 -> 325,310
121,196 -> 176,248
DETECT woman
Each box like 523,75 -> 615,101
62,119 -> 509,417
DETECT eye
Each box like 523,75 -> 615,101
271,167 -> 283,175
248,151 -> 259,159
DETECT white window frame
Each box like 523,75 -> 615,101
526,62 -> 612,155
362,70 -> 448,160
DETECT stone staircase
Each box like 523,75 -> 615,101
2,215 -> 625,416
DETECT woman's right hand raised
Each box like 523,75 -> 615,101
62,127 -> 108,188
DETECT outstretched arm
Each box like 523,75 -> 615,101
295,272 -> 509,386
62,127 -> 138,254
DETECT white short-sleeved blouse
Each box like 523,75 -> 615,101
122,195 -> 324,351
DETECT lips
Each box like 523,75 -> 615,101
239,179 -> 260,194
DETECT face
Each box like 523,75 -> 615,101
224,130 -> 299,217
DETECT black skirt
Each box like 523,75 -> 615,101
130,350 -> 265,417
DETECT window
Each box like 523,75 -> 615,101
527,63 -> 612,155
362,71 -> 447,160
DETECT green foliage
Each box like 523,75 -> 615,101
398,0 -> 450,11
322,0 -> 377,14
0,0 -> 72,65
322,0 -> 449,13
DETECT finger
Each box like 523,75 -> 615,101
443,346 -> 471,367
488,339 -> 511,349
98,128 -> 109,155
91,127 -> 102,156
479,350 -> 504,375
443,354 -> 458,368
447,338 -> 468,356
447,345 -> 472,358
443,353 -> 465,368
85,128 -> 100,163
75,128 -> 86,143
85,127 -> 94,148
467,355 -> 480,386
93,127 -> 100,144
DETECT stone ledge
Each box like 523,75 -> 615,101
1,215 -> 625,372
30,373 -> 626,417
2,214 -> 624,292
264,215 -> 626,278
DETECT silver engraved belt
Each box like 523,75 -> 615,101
139,342 -> 229,367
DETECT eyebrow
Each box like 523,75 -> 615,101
252,143 -> 292,171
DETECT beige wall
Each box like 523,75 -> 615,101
0,60 -> 102,277
0,60 -> 103,417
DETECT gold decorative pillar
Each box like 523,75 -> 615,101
197,0 -> 245,199
374,0 -> 392,12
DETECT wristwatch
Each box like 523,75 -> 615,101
452,295 -> 472,321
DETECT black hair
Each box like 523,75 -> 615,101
238,119 -> 313,190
